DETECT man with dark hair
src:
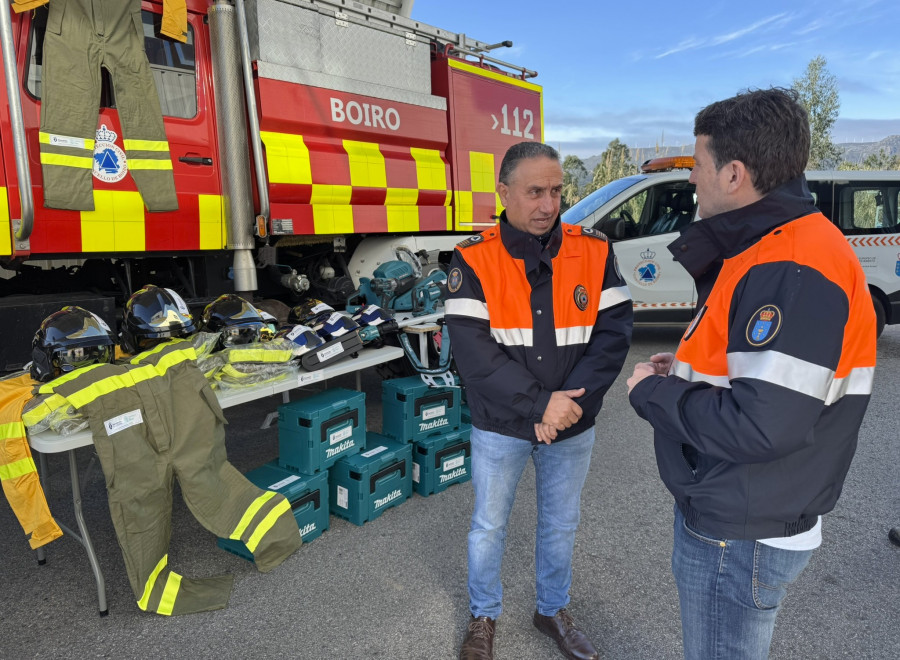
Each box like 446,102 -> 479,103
627,87 -> 877,659
446,141 -> 632,659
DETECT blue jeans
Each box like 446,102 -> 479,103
467,426 -> 595,619
672,506 -> 814,660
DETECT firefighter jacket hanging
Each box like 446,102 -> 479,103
629,177 -> 877,540
39,0 -> 179,212
36,340 -> 302,615
0,374 -> 63,550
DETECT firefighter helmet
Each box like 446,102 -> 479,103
201,294 -> 269,348
274,323 -> 325,356
120,285 -> 196,354
30,306 -> 116,382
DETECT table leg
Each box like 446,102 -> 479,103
35,451 -> 49,565
67,450 -> 108,616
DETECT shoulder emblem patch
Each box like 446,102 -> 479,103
457,235 -> 484,248
580,226 -> 608,241
746,304 -> 783,347
573,284 -> 589,311
447,267 -> 463,293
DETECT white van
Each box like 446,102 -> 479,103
562,157 -> 900,336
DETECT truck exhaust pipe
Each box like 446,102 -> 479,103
208,0 -> 257,294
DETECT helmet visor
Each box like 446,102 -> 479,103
54,345 -> 114,373
221,323 -> 266,347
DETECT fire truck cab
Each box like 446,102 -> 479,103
0,0 -> 542,370
562,157 -> 900,337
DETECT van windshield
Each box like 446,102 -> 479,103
562,175 -> 646,224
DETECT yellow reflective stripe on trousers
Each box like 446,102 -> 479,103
245,498 -> 291,553
128,159 -> 174,171
39,153 -> 94,169
156,571 -> 183,616
64,348 -> 195,409
229,490 -> 277,540
138,554 -> 169,611
0,456 -> 37,481
123,139 -> 169,151
39,132 -> 95,149
38,363 -> 108,394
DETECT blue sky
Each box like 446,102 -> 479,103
412,0 -> 900,158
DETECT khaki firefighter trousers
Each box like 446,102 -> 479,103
49,342 -> 300,615
39,0 -> 178,211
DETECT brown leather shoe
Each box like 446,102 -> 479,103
459,615 -> 495,660
533,608 -> 598,660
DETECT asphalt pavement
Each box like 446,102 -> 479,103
1,325 -> 898,659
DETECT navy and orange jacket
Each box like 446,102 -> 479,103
630,177 -> 877,540
446,213 -> 633,443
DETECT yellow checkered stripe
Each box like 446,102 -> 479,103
260,131 -> 454,233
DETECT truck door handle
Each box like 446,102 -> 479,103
179,156 -> 213,166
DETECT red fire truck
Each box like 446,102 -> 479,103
0,0 -> 542,369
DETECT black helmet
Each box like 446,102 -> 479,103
121,285 -> 196,353
31,306 -> 116,382
201,294 -> 269,348
287,299 -> 334,326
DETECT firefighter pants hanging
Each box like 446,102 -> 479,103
48,345 -> 301,615
39,0 -> 178,212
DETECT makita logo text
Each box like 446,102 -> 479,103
439,467 -> 467,484
326,439 -> 355,458
330,98 -> 400,131
419,418 -> 449,432
374,489 -> 402,509
299,522 -> 316,537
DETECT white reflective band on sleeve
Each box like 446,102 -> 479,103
490,327 -> 533,347
445,298 -> 489,320
555,325 -> 593,346
598,286 -> 632,311
671,359 -> 730,387
823,366 -> 874,404
728,351 -> 834,400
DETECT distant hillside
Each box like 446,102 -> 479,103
577,135 -> 900,179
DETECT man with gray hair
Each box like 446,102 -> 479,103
446,141 -> 633,659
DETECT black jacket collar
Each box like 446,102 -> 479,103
499,211 -> 563,275
668,176 -> 817,280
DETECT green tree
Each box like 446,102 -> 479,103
860,149 -> 900,170
590,139 -> 637,191
792,55 -> 841,169
562,154 -> 588,209
838,149 -> 900,171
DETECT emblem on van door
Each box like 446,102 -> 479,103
634,249 -> 660,286
895,253 -> 900,277
746,304 -> 783,347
